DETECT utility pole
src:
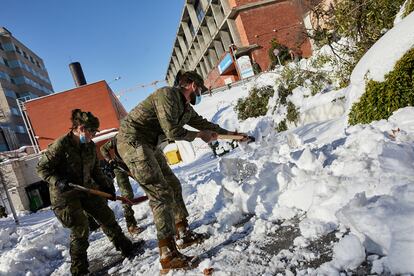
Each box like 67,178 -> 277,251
229,44 -> 241,81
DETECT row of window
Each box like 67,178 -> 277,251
1,125 -> 27,134
0,71 -> 52,94
0,71 -> 10,81
15,125 -> 27,134
12,76 -> 52,94
2,57 -> 51,84
0,41 -> 46,71
14,45 -> 45,70
4,88 -> 38,100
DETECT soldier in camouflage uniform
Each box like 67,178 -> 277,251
117,71 -> 248,271
100,134 -> 143,235
37,109 -> 134,276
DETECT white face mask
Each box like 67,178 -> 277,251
190,87 -> 202,105
194,94 -> 202,105
79,133 -> 87,144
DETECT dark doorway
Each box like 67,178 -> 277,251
25,181 -> 51,211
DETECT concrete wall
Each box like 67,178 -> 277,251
1,155 -> 42,211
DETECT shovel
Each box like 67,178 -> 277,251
68,183 -> 148,205
217,134 -> 255,143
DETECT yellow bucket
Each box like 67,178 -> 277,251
165,149 -> 182,165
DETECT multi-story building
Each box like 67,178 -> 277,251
0,27 -> 53,152
166,0 -> 318,89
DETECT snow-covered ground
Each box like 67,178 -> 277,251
1,11 -> 414,276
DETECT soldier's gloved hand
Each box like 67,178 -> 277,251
228,130 -> 250,142
197,130 -> 218,143
56,179 -> 72,193
108,159 -> 118,170
101,183 -> 116,200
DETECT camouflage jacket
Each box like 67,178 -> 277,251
37,132 -> 112,206
100,135 -> 129,172
100,135 -> 123,164
118,86 -> 228,146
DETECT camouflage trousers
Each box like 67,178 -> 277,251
53,194 -> 131,275
114,167 -> 137,228
117,141 -> 189,240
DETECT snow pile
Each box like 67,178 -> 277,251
0,212 -> 69,275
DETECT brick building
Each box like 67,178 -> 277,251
0,27 -> 54,151
165,0 -> 318,89
24,80 -> 127,152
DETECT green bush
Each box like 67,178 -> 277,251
286,101 -> 299,123
310,0 -> 406,86
276,120 -> 287,132
404,0 -> 414,17
276,65 -> 332,105
348,47 -> 414,125
268,38 -> 290,69
277,66 -> 304,104
235,85 -> 275,120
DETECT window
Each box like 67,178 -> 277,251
9,60 -> 20,69
19,91 -> 38,99
0,143 -> 9,152
23,51 -> 28,59
0,71 -> 10,81
11,107 -> 21,116
29,56 -> 35,64
36,60 -> 40,68
15,125 -> 26,133
3,43 -> 15,51
15,45 -> 21,54
188,21 -> 195,36
195,0 -> 205,23
3,58 -> 9,67
0,42 -> 3,50
12,76 -> 25,85
4,89 -> 16,98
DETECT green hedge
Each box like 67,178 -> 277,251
235,85 -> 275,120
348,47 -> 414,125
404,0 -> 414,17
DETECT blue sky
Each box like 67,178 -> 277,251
2,1 -> 183,111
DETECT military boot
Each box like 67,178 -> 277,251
175,220 -> 209,249
159,236 -> 196,274
113,235 -> 135,257
128,225 -> 144,235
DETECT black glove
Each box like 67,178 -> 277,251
56,179 -> 72,193
101,182 -> 116,200
108,159 -> 118,170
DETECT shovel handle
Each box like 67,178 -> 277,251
69,183 -> 148,206
217,134 -> 255,143
69,183 -> 114,200
217,134 -> 247,140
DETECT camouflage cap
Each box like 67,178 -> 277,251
181,71 -> 207,93
71,109 -> 100,131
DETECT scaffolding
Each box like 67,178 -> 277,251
16,97 -> 40,153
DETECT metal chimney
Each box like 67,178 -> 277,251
69,62 -> 87,87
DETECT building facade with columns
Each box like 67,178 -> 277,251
165,0 -> 318,89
